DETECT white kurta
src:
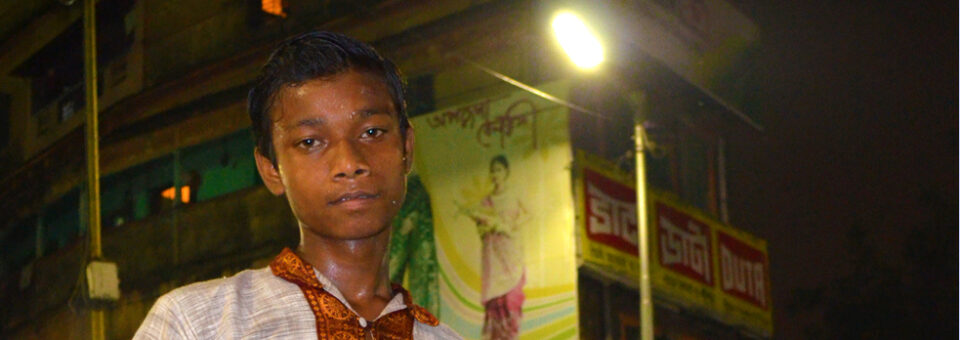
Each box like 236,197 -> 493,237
133,266 -> 461,339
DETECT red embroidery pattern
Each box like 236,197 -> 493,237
270,248 -> 438,339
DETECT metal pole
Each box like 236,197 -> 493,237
634,117 -> 653,340
83,0 -> 106,339
717,137 -> 730,224
83,0 -> 101,262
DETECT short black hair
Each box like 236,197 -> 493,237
248,31 -> 409,165
490,155 -> 509,172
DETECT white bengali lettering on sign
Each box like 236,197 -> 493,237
659,217 -> 711,282
586,182 -> 637,247
720,244 -> 766,307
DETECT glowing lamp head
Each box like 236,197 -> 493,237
552,11 -> 604,69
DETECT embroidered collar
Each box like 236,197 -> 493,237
269,247 -> 439,326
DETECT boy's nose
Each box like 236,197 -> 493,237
331,142 -> 370,180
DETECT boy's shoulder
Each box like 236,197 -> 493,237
157,267 -> 282,303
134,267 -> 314,339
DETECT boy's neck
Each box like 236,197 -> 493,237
296,226 -> 394,321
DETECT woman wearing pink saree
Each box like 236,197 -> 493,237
462,155 -> 529,340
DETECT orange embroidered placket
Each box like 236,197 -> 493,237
270,248 -> 439,340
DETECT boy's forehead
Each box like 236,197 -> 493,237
282,110 -> 390,130
269,72 -> 397,128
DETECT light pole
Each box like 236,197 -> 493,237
551,10 -> 654,340
633,111 -> 654,340
84,1 -> 120,339
82,0 -> 105,338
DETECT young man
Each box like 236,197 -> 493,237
134,31 -> 460,339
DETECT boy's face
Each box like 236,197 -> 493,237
255,70 -> 413,241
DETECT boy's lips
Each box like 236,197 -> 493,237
329,191 -> 380,206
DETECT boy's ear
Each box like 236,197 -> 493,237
403,126 -> 415,174
254,148 -> 286,196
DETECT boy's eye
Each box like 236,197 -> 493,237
362,128 -> 385,138
298,138 -> 317,147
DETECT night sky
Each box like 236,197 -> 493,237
725,1 -> 956,338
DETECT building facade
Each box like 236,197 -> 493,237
0,0 -> 769,338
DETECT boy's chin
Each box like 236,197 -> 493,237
303,219 -> 393,241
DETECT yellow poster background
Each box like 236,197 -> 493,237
411,81 -> 578,340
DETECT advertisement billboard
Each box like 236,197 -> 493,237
714,223 -> 773,335
575,150 -> 640,281
410,82 -> 578,340
574,150 -> 772,336
649,192 -> 773,336
648,191 -> 720,316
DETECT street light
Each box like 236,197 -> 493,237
552,9 -> 655,340
551,11 -> 604,69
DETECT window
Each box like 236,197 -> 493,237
11,0 -> 135,117
25,128 -> 258,258
565,80 -> 723,217
98,129 -> 258,227
160,186 -> 191,204
577,270 -> 640,340
260,0 -> 286,17
644,110 -> 721,216
181,130 -> 257,202
100,155 -> 173,227
41,189 -> 81,254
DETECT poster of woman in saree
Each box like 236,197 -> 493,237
458,155 -> 530,340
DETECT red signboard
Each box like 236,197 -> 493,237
717,230 -> 769,309
655,203 -> 713,285
583,169 -> 638,255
